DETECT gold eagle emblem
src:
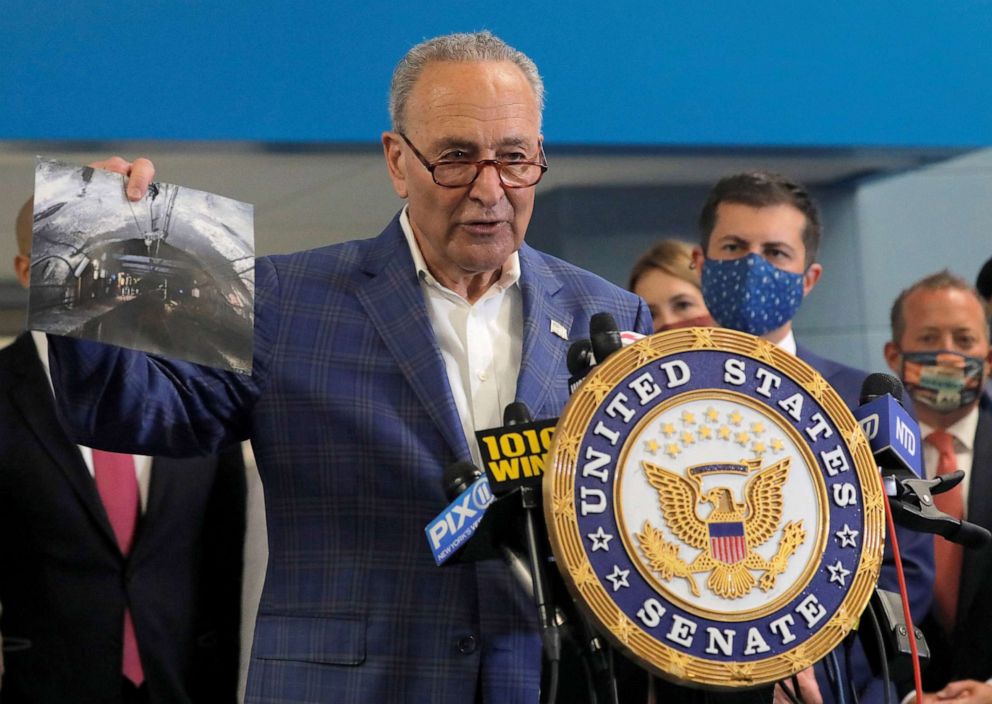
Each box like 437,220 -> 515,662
636,457 -> 806,599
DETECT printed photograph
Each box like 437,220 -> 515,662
28,157 -> 255,372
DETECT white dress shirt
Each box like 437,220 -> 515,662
399,208 -> 523,466
918,405 -> 979,520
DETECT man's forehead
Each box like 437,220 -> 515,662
711,202 -> 805,239
903,289 -> 988,338
906,287 -> 985,319
405,61 -> 539,128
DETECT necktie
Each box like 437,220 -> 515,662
925,430 -> 964,634
92,449 -> 145,686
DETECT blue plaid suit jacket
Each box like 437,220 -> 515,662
50,214 -> 651,704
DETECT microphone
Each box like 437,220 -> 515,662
567,315 -> 645,394
432,449 -> 566,675
424,462 -> 494,566
502,402 -> 564,675
503,401 -> 531,426
854,374 -> 923,477
855,373 -> 991,548
475,403 -> 558,494
589,312 -> 622,364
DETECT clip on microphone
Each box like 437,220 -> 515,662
888,471 -> 991,548
857,373 -> 992,548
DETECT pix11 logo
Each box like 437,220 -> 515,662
544,328 -> 884,689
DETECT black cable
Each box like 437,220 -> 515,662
776,678 -> 802,704
827,650 -> 847,704
577,646 -> 598,704
543,658 -> 559,704
791,674 -> 806,704
865,603 -> 893,704
844,636 -> 860,704
605,645 -> 619,704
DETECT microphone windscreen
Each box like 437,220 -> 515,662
590,312 -> 622,363
590,312 -> 619,337
860,372 -> 905,405
566,339 -> 593,376
503,401 -> 532,426
444,461 -> 482,500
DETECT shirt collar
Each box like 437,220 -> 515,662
399,206 -> 520,297
774,329 -> 798,356
919,403 -> 980,452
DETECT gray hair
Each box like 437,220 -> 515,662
389,30 -> 545,133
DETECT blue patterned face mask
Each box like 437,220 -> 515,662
701,254 -> 805,336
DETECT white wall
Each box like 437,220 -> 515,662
795,148 -> 992,373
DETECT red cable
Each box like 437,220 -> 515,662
879,474 -> 924,703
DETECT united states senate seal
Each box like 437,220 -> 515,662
544,327 -> 884,689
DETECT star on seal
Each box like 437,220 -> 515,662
587,526 -> 613,552
606,565 -> 630,592
835,524 -> 859,548
827,560 -> 851,587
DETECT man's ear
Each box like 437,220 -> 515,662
801,263 -> 823,297
691,246 -> 705,274
382,132 -> 408,199
14,254 -> 29,289
883,341 -> 903,376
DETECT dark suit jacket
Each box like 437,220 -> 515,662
47,217 -> 651,703
0,333 -> 246,704
797,344 -> 935,704
914,393 -> 992,691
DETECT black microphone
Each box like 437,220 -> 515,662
855,373 -> 922,477
567,339 -> 594,394
589,312 -> 622,364
860,372 -> 905,405
567,338 -> 594,377
503,401 -> 532,427
857,373 -> 991,548
498,403 -> 562,674
444,460 -> 482,499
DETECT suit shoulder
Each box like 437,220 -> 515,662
0,333 -> 37,382
259,238 -> 372,283
529,248 -> 642,307
796,344 -> 866,407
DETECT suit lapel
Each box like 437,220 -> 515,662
515,245 -> 570,417
6,333 -> 120,550
355,219 -> 470,461
958,399 -> 992,622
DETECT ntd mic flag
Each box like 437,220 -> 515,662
854,394 -> 923,476
425,476 -> 494,566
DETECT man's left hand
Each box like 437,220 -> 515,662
919,680 -> 992,704
773,667 -> 823,704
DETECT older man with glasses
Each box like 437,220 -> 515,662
47,31 -> 649,704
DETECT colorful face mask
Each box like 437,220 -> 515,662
656,314 -> 717,332
900,350 -> 986,413
701,254 -> 804,336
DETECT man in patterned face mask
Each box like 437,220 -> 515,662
688,172 -> 934,704
884,270 -> 992,704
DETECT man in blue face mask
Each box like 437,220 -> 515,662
691,171 -> 822,349
687,172 -> 934,704
884,271 -> 992,704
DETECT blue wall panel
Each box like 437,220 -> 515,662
4,2 -> 991,145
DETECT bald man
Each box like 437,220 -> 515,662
0,199 -> 247,703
